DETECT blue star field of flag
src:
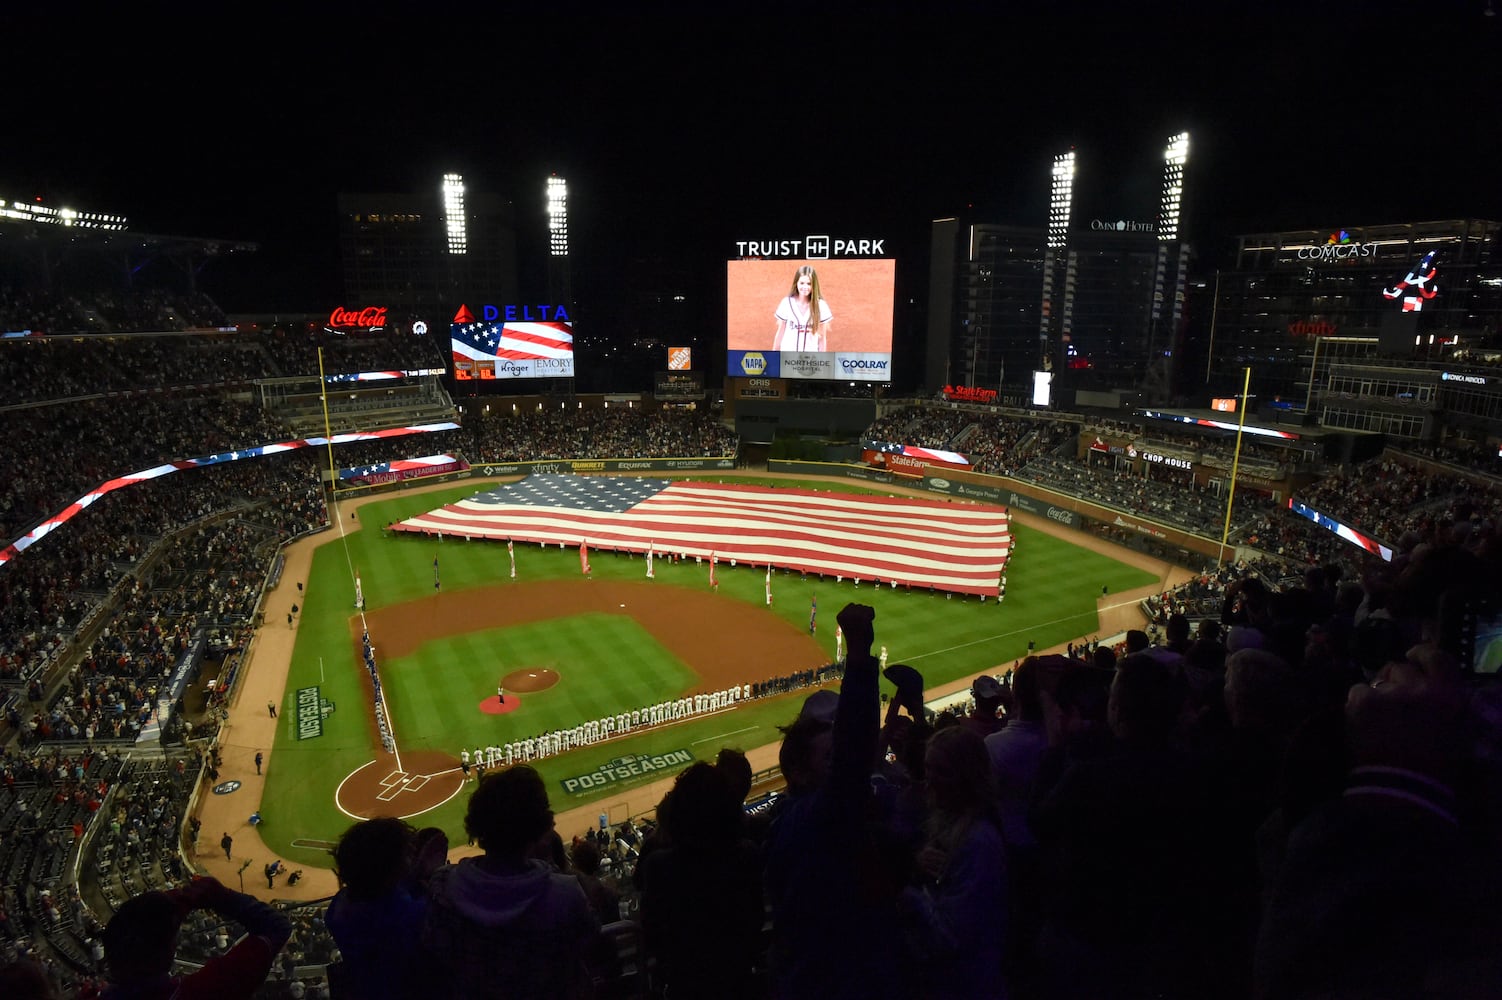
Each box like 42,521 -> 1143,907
473,475 -> 668,514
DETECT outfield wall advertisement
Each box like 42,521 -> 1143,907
476,457 -> 737,477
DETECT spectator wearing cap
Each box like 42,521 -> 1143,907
960,674 -> 1006,740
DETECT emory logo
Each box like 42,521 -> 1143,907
739,352 -> 768,375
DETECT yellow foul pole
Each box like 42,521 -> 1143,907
1218,366 -> 1253,566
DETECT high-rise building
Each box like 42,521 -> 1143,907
1204,219 -> 1502,440
338,174 -> 517,316
927,134 -> 1192,407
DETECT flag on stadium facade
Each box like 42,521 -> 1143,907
354,573 -> 364,609
809,593 -> 817,635
709,551 -> 718,589
433,556 -> 440,590
765,564 -> 773,606
580,540 -> 591,575
390,475 -> 1010,597
836,625 -> 844,663
646,542 -> 655,579
508,538 -> 516,579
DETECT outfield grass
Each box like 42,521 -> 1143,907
382,614 -> 700,756
259,477 -> 1158,865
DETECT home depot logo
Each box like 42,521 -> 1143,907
668,346 -> 691,370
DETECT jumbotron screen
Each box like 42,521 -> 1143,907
450,304 -> 574,380
726,259 -> 895,381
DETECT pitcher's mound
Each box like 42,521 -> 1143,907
501,668 -> 559,693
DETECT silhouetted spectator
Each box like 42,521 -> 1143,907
101,876 -> 290,999
638,761 -> 766,998
422,766 -> 600,999
327,816 -> 446,1000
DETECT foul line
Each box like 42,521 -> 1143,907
691,725 -> 758,745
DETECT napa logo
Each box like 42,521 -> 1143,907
739,352 -> 767,375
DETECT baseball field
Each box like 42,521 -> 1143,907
228,474 -> 1165,876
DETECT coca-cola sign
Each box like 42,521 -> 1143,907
328,306 -> 389,330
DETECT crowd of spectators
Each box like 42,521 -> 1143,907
461,406 -> 737,462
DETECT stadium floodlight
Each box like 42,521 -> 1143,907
1047,150 -> 1076,249
1159,132 -> 1189,242
0,198 -> 128,230
547,175 -> 568,257
443,173 -> 468,256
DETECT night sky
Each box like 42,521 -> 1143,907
10,2 -> 1502,321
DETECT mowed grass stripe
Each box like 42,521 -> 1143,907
381,616 -> 698,755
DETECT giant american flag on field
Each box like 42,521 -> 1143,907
391,475 -> 1010,596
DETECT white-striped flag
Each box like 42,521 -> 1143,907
392,475 -> 1010,597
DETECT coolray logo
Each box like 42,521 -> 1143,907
839,358 -> 888,371
1089,219 -> 1155,233
739,352 -> 768,375
930,478 -> 951,489
1047,507 -> 1072,523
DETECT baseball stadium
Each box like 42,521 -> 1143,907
5,196 -> 1502,996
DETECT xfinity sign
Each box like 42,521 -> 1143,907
734,237 -> 887,259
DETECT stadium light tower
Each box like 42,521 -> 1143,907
1047,150 -> 1076,250
547,175 -> 568,257
1158,132 -> 1189,242
0,198 -> 128,230
443,173 -> 467,255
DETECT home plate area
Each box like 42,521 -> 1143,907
335,751 -> 464,819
